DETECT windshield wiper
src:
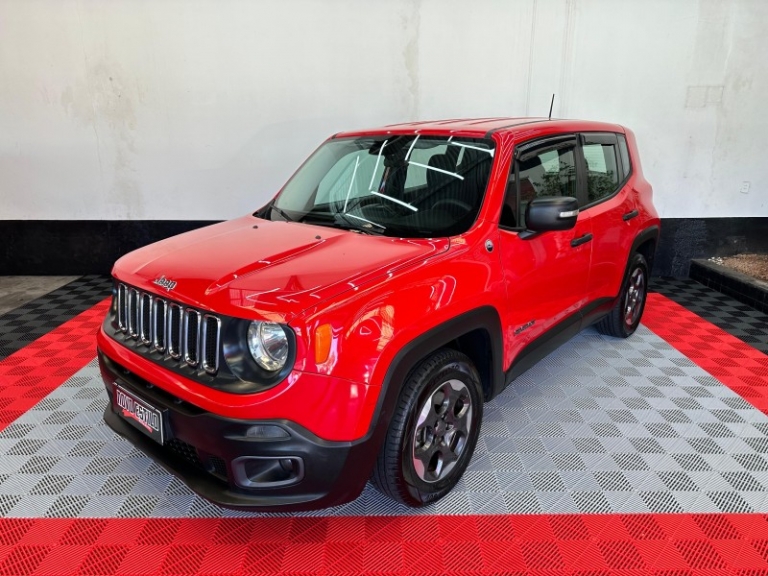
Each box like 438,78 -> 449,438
298,211 -> 384,236
338,212 -> 386,235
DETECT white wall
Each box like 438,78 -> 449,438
0,0 -> 765,221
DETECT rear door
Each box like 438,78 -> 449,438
578,132 -> 638,303
497,134 -> 593,365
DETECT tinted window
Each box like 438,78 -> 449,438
316,147 -> 383,204
403,145 -> 448,189
583,134 -> 620,204
271,136 -> 495,238
500,138 -> 577,229
617,134 -> 631,180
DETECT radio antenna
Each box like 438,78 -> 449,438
548,94 -> 555,120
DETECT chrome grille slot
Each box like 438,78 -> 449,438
202,315 -> 221,374
184,309 -> 201,367
139,294 -> 152,345
112,282 -> 222,375
168,303 -> 183,359
128,289 -> 140,339
117,284 -> 128,332
153,298 -> 167,352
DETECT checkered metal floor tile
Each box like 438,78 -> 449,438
651,277 -> 768,355
2,325 -> 768,519
0,276 -> 112,361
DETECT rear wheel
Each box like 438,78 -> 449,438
596,253 -> 648,338
371,349 -> 483,506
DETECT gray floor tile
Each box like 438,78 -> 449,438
2,325 -> 768,516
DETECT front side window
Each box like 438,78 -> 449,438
267,135 -> 495,238
500,137 -> 578,229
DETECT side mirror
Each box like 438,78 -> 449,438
521,196 -> 579,238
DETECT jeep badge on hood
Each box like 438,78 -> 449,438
152,276 -> 177,292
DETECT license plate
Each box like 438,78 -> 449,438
113,383 -> 165,444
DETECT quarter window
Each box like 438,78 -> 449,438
617,134 -> 631,180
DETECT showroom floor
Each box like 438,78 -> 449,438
0,277 -> 767,574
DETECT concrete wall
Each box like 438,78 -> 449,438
1,0 -> 766,221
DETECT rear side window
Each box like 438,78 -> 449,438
582,133 -> 620,204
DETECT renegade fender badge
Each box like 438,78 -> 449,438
153,276 -> 177,292
514,320 -> 535,336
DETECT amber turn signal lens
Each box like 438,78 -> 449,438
314,324 -> 332,364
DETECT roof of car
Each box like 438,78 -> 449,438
334,117 -> 626,139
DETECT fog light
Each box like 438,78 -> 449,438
232,456 -> 304,488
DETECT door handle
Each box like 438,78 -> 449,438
622,209 -> 639,221
570,233 -> 593,248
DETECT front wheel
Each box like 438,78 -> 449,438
371,349 -> 483,507
596,252 -> 648,338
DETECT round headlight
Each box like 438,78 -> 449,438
247,321 -> 289,372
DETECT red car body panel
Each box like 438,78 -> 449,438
114,216 -> 449,325
295,224 -> 508,401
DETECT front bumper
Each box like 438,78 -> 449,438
97,325 -> 379,441
98,349 -> 374,511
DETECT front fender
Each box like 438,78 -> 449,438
290,230 -> 506,433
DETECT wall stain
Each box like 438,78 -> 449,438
557,0 -> 576,118
524,0 -> 538,116
401,0 -> 421,120
60,61 -> 141,218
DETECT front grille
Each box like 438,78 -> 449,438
168,303 -> 183,360
128,288 -> 139,338
184,309 -> 201,367
202,316 -> 220,373
115,283 -> 221,374
140,293 -> 152,345
153,299 -> 166,352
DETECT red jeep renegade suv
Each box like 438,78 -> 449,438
98,118 -> 659,510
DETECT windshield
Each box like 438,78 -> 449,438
265,135 -> 495,238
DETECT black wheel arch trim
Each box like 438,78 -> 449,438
345,306 -> 504,492
630,225 -> 660,269
371,305 -> 504,433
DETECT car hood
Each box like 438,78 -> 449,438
113,216 -> 450,322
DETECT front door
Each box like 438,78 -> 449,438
496,135 -> 593,369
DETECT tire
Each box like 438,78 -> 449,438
596,252 -> 649,338
371,348 -> 483,507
